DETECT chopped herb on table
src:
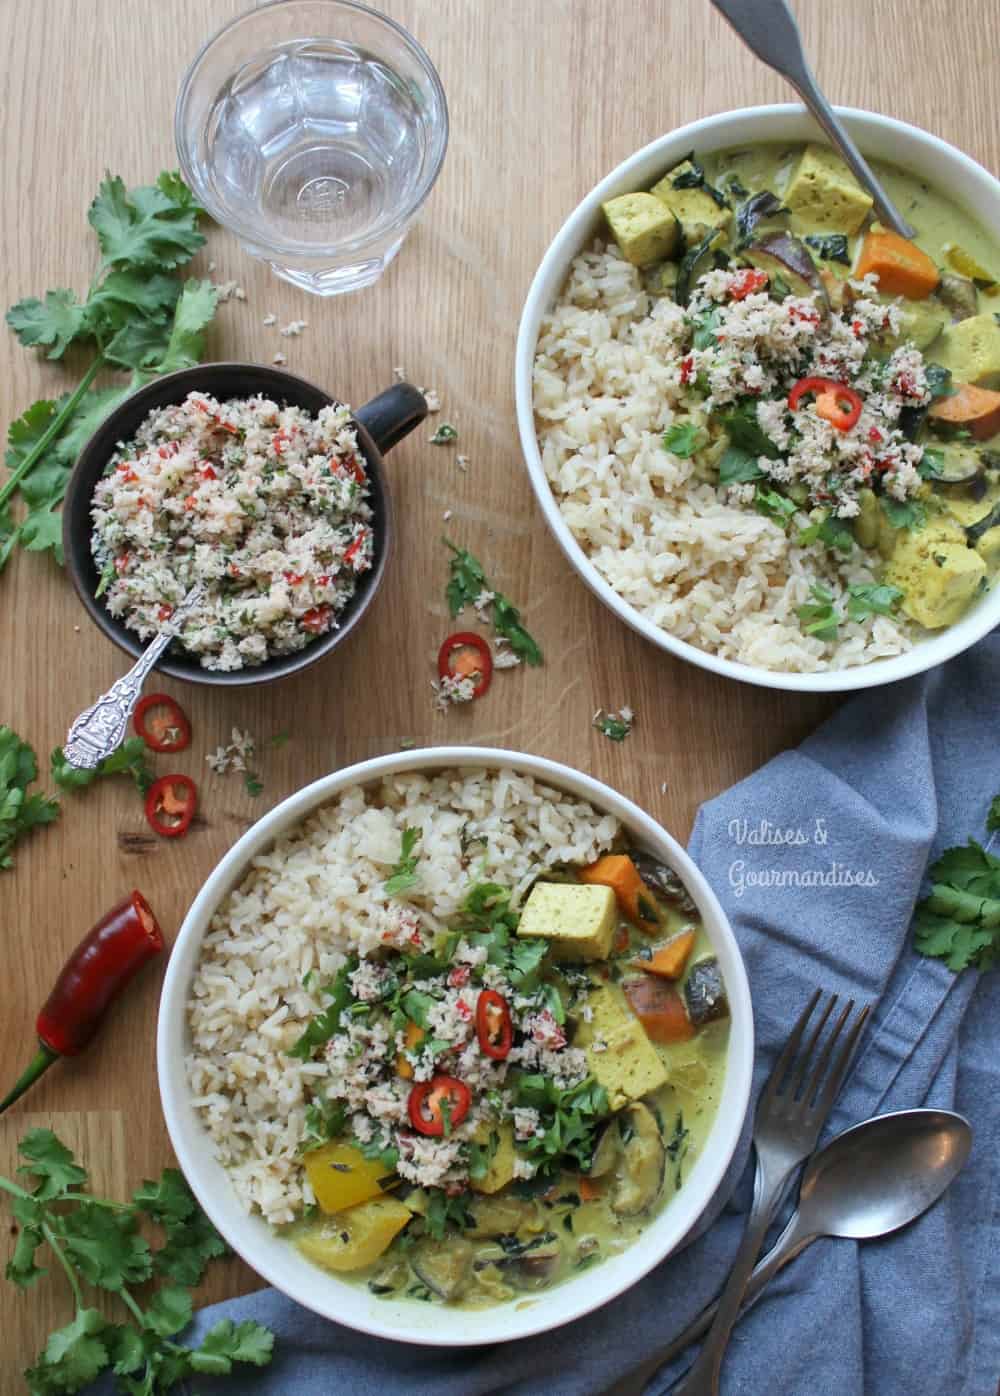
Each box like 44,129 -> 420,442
0,727 -> 59,870
3,172 -> 218,574
443,539 -> 543,665
51,736 -> 155,795
244,772 -> 264,798
0,1129 -> 274,1393
593,706 -> 634,742
912,796 -> 1000,972
429,423 -> 458,444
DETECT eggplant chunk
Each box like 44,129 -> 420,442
684,958 -> 729,1026
630,850 -> 697,913
743,232 -> 829,308
411,1238 -> 475,1301
465,1195 -> 542,1239
928,443 -> 986,487
936,272 -> 979,322
611,1103 -> 666,1217
499,1237 -> 563,1291
587,1121 -> 621,1178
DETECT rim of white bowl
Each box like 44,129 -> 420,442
157,746 -> 754,1346
515,104 -> 1000,693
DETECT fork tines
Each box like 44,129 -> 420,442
763,990 -> 871,1119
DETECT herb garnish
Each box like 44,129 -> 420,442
845,582 -> 904,623
244,772 -> 264,798
429,423 -> 458,445
913,836 -> 1000,972
796,583 -> 839,643
3,173 -> 216,573
513,1075 -> 611,1175
663,422 -> 704,458
288,959 -> 358,1060
444,539 -> 543,665
0,727 -> 60,870
666,1111 -> 691,1190
669,155 -> 727,209
384,826 -> 422,896
0,1129 -> 274,1392
880,496 -> 927,532
592,707 -> 634,742
804,233 -> 850,265
51,737 -> 154,795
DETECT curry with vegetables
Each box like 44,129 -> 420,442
601,142 -> 1000,644
285,848 -> 730,1308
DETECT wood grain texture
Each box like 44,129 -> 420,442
0,0 -> 996,1386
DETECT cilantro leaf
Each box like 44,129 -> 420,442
846,582 -> 903,623
443,540 -> 543,665
880,496 -> 927,532
86,269 -> 180,324
796,582 -> 839,643
493,592 -> 543,665
754,485 -> 798,526
131,1168 -> 197,1227
593,709 -> 633,741
988,794 -> 1000,834
88,172 -> 205,271
429,422 -> 458,445
143,1284 -> 193,1338
156,279 -> 219,373
718,399 -> 781,460
16,1129 -> 85,1200
797,511 -> 855,555
189,1319 -> 275,1374
912,839 -> 1000,972
300,1099 -> 349,1154
152,1211 -> 228,1286
663,422 -> 703,458
514,1074 -> 611,1174
57,1202 -> 153,1291
26,1308 -> 110,1391
384,826 -> 421,896
51,737 -> 154,794
288,959 -> 357,1060
423,1191 -> 475,1241
6,1197 -> 46,1288
6,289 -> 90,359
718,445 -> 764,485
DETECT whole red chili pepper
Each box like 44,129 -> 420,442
0,891 -> 164,1116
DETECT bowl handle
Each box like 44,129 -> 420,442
355,383 -> 428,456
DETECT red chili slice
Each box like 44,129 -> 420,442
301,605 -> 334,634
145,775 -> 197,839
788,376 -> 863,433
730,268 -> 768,301
134,693 -> 191,753
476,989 -> 513,1060
407,1075 -> 471,1137
437,632 -> 493,698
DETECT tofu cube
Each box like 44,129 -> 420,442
782,144 -> 873,236
574,981 -> 669,1110
469,1121 -> 517,1194
887,533 -> 987,629
650,162 -> 732,246
602,192 -> 680,267
516,882 -> 617,962
932,314 -> 1000,389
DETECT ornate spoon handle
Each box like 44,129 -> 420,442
63,586 -> 203,769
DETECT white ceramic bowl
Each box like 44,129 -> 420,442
157,747 -> 753,1346
515,105 -> 1000,693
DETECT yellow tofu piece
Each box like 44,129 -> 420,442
886,530 -> 987,629
574,981 -> 669,1111
782,144 -> 873,236
650,162 -> 732,246
602,192 -> 681,267
975,525 -> 1000,570
469,1121 -> 517,1194
516,882 -> 617,962
932,314 -> 1000,389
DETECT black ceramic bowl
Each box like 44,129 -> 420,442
63,363 -> 427,686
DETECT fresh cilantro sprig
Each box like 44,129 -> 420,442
796,583 -> 839,643
513,1074 -> 611,1175
0,727 -> 59,870
51,736 -> 154,795
912,793 -> 1000,972
2,172 -> 217,573
288,958 -> 358,1060
1,1130 -> 274,1394
384,826 -> 421,896
662,422 -> 703,458
443,540 -> 543,665
593,707 -> 634,742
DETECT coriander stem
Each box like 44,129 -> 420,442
119,1285 -> 145,1325
0,354 -> 104,508
40,1222 -> 84,1309
0,1174 -> 31,1201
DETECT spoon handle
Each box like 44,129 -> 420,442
710,0 -> 917,239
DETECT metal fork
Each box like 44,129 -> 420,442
657,991 -> 871,1396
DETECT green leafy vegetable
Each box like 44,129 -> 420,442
592,707 -> 634,742
753,485 -> 798,526
988,794 -> 1000,834
288,959 -> 358,1060
803,234 -> 850,265
845,583 -> 904,623
384,825 -> 421,896
244,772 -> 264,798
796,583 -> 839,643
669,154 -> 727,209
2,171 -> 214,574
797,511 -> 855,555
662,422 -> 703,458
919,446 -> 945,480
676,230 -> 718,306
1,1129 -> 272,1394
0,727 -> 59,870
429,423 -> 458,445
880,496 -> 927,532
444,539 -> 543,665
688,307 -> 721,351
718,445 -> 764,486
665,1111 -> 690,1190
718,399 -> 782,460
912,839 -> 1000,972
513,1075 -> 611,1175
924,363 -> 954,403
51,736 -> 154,795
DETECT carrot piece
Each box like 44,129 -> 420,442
929,382 -> 1000,441
579,854 -> 657,929
634,929 -> 696,981
396,1020 -> 425,1080
855,229 -> 939,299
623,976 -> 695,1043
578,1175 -> 602,1202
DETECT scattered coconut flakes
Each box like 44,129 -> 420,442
661,781 -> 669,795
456,454 -> 470,472
206,727 -> 257,774
399,737 -> 416,750
493,636 -> 521,670
262,313 -> 277,326
422,388 -> 441,413
272,351 -> 287,365
280,319 -> 308,337
432,673 -> 476,712
473,588 -> 495,623
215,279 -> 246,302
442,509 -> 453,522
207,260 -> 216,273
393,365 -> 406,381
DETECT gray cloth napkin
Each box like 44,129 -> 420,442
94,634 -> 1000,1396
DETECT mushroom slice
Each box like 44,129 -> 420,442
611,1103 -> 666,1217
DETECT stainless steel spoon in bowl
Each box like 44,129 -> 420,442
710,0 -> 917,239
631,1108 -> 972,1394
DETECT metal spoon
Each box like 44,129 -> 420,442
631,1108 -> 971,1393
710,0 -> 917,238
63,584 -> 204,769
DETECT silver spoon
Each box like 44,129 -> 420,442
63,583 -> 204,769
630,1108 -> 972,1394
710,0 -> 917,239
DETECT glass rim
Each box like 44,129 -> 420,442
174,0 -> 449,261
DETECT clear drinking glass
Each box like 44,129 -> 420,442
175,0 -> 449,296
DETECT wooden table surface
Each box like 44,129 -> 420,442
1,0 -> 996,1387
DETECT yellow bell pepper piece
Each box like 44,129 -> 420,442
396,1020 -> 425,1079
304,1142 -> 397,1214
295,1197 -> 412,1272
